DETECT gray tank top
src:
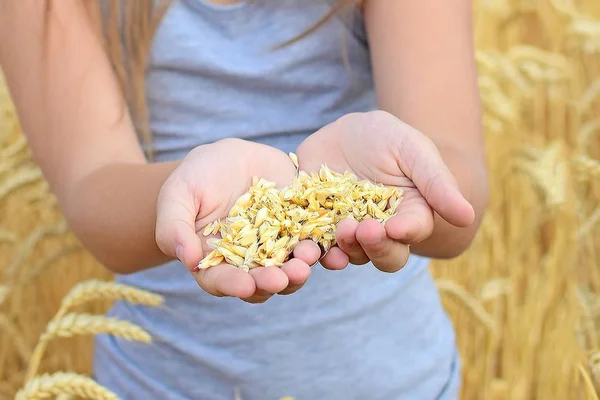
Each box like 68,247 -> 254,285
93,1 -> 461,399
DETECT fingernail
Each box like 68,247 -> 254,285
176,245 -> 184,262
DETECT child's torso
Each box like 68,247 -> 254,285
145,0 -> 376,159
94,1 -> 461,399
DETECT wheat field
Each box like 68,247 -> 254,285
1,0 -> 599,399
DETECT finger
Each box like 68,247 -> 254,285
320,246 -> 349,270
155,179 -> 203,271
194,264 -> 256,298
385,200 -> 434,244
249,266 -> 289,294
241,293 -> 272,304
278,258 -> 312,295
356,219 -> 410,273
400,133 -> 475,228
246,262 -> 299,300
292,240 -> 321,266
335,218 -> 370,265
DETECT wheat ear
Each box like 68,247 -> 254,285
59,280 -> 164,311
41,313 -> 152,343
15,372 -> 118,400
25,280 -> 163,383
25,313 -> 152,382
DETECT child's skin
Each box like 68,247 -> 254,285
0,1 -> 488,306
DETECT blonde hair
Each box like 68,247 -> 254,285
82,0 -> 362,158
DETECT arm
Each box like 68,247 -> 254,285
0,1 -> 175,273
363,0 -> 489,258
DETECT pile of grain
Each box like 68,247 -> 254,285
199,164 -> 402,271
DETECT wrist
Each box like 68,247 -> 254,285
409,146 -> 489,259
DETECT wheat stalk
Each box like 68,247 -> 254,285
4,222 -> 68,280
0,228 -> 17,244
579,364 -> 600,400
0,166 -> 42,202
574,155 -> 600,179
0,315 -> 31,363
0,135 -> 27,159
15,372 -> 118,400
578,208 -> 600,239
576,78 -> 600,114
435,279 -> 498,335
24,245 -> 81,283
0,285 -> 8,306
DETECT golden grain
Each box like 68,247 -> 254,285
198,163 -> 402,270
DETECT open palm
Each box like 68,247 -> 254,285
156,138 -> 321,303
296,111 -> 474,272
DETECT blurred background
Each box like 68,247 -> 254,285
1,0 -> 599,399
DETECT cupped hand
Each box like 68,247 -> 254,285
155,138 -> 321,303
295,111 -> 475,273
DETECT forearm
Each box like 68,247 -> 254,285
364,0 -> 487,259
63,161 -> 179,274
409,143 -> 489,259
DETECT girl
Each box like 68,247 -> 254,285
0,1 -> 489,399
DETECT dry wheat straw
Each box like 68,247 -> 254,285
0,228 -> 17,244
0,167 -> 42,202
579,364 -> 600,400
578,209 -> 600,239
435,279 -> 498,335
0,315 -> 31,363
15,372 -> 118,400
578,119 -> 600,149
577,78 -> 600,113
574,155 -> 600,178
0,285 -> 8,306
4,222 -> 68,280
24,245 -> 80,283
590,352 -> 600,382
0,135 -> 26,159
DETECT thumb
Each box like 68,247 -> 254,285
155,179 -> 203,271
400,133 -> 475,228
